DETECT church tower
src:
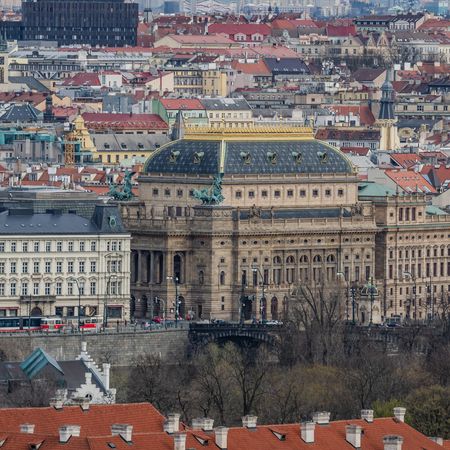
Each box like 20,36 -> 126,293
377,69 -> 400,159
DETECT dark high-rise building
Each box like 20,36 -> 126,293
21,0 -> 139,47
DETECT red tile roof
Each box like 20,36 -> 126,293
341,147 -> 370,156
326,105 -> 375,126
160,98 -> 205,110
390,153 -> 422,169
208,23 -> 271,39
231,60 -> 271,76
164,34 -> 236,44
62,73 -> 101,87
0,403 -> 165,437
326,24 -> 357,37
385,169 -> 437,194
81,113 -> 168,130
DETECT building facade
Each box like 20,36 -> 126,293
0,203 -> 131,322
21,0 -> 138,47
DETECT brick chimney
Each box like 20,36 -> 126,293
346,425 -> 362,448
111,424 -> 133,443
312,411 -> 330,425
242,415 -> 257,429
20,424 -> 35,434
300,422 -> 315,443
383,435 -> 403,450
361,410 -> 374,423
393,407 -> 406,422
59,425 -> 81,443
174,433 -> 186,450
164,414 -> 180,434
215,427 -> 228,449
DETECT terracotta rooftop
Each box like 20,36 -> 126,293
385,169 -> 437,194
81,113 -> 168,130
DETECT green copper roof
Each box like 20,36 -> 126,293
426,205 -> 447,216
20,348 -> 64,379
358,182 -> 396,197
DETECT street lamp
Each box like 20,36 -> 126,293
68,277 -> 82,329
252,267 -> 267,322
104,274 -> 118,329
404,271 -> 416,322
167,276 -> 179,328
337,272 -> 349,322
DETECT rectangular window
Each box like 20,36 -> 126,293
67,282 -> 74,296
262,190 -> 268,198
79,241 -> 85,252
338,189 -> 344,197
11,242 -> 16,252
312,189 -> 319,197
412,208 -> 416,221
56,261 -> 62,273
56,282 -> 62,296
0,283 -> 5,296
34,242 -> 39,252
10,282 -> 16,296
68,241 -> 74,252
67,306 -> 74,317
44,282 -> 51,296
90,281 -> 96,296
90,261 -> 97,273
274,191 -> 281,198
45,261 -> 51,273
287,190 -> 294,197
21,282 -> 28,296
68,261 -> 74,273
33,282 -> 39,296
22,242 -> 28,252
45,241 -> 51,252
55,306 -> 63,316
90,241 -> 97,252
0,262 -> 4,274
300,190 -> 306,197
365,266 -> 370,280
399,208 -> 403,221
10,262 -> 16,274
111,242 -> 117,252
0,243 -> 4,252
56,242 -> 62,252
79,261 -> 85,273
22,262 -> 28,274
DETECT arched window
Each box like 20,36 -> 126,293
326,254 -> 335,263
299,255 -> 308,263
286,255 -> 295,264
198,270 -> 204,285
271,296 -> 278,320
220,271 -> 226,285
273,256 -> 282,264
313,255 -> 322,263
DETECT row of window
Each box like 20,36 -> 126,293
0,240 -> 124,253
0,260 -> 104,275
388,262 -> 450,279
240,253 -> 371,265
0,280 -> 123,297
389,247 -> 450,259
235,188 -> 346,200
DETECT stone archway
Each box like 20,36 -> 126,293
30,307 -> 42,317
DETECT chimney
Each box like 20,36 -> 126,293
111,424 -> 133,443
242,415 -> 257,429
174,433 -> 186,450
383,435 -> 403,450
191,418 -> 214,431
312,411 -> 330,425
361,409 -> 374,423
215,427 -> 228,449
20,424 -> 35,434
164,413 -> 180,434
430,437 -> 444,446
346,425 -> 362,448
59,425 -> 81,443
102,363 -> 111,390
202,418 -> 214,431
50,398 -> 64,410
300,422 -> 315,443
393,407 -> 406,422
80,398 -> 90,411
191,418 -> 203,430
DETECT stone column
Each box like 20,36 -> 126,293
150,251 -> 155,284
137,251 -> 143,284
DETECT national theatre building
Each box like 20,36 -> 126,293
122,126 -> 450,324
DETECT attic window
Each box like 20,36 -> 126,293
193,435 -> 209,446
193,152 -> 204,164
292,151 -> 302,165
107,443 -> 116,449
269,430 -> 286,441
317,151 -> 328,164
121,143 -> 127,149
104,144 -> 110,149
240,151 -> 251,164
266,152 -> 277,165
169,150 -> 180,163
138,143 -> 144,149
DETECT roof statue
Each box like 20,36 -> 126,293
193,173 -> 224,205
108,170 -> 135,201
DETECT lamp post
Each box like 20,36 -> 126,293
68,278 -> 82,329
252,267 -> 267,322
350,282 -> 357,325
167,276 -> 179,328
104,274 -> 117,329
404,271 -> 417,322
337,272 -> 349,322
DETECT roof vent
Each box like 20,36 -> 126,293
111,424 -> 133,443
242,415 -> 257,429
312,411 -> 330,425
20,424 -> 35,434
50,398 -> 64,410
